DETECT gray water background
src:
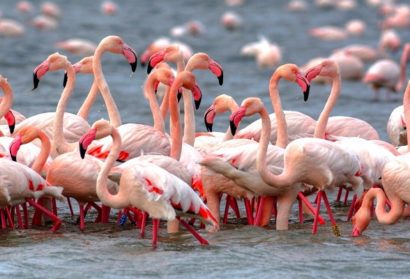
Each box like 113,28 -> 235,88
0,0 -> 410,278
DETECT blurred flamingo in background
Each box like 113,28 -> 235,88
55,39 -> 96,56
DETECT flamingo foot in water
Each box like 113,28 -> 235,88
177,217 -> 209,245
26,198 -> 61,232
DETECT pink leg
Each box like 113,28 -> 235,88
223,195 -> 231,224
298,197 -> 304,224
87,202 -> 102,223
100,205 -> 111,223
335,186 -> 343,202
243,198 -> 254,225
322,191 -> 341,236
66,197 -> 74,217
312,191 -> 322,234
140,212 -> 148,238
15,206 -> 23,229
343,188 -> 351,205
5,208 -> 14,229
347,194 -> 358,221
26,199 -> 61,232
152,218 -> 160,248
32,198 -> 44,226
0,209 -> 6,229
177,217 -> 209,245
297,192 -> 325,225
230,198 -> 240,220
78,202 -> 85,231
253,197 -> 264,226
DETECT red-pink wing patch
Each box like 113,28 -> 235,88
144,178 -> 164,195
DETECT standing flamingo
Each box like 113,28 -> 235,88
352,80 -> 410,236
79,119 -> 218,246
363,43 -> 410,100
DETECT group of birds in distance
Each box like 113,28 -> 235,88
0,0 -> 409,247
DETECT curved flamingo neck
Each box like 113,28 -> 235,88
0,81 -> 13,119
96,126 -> 129,208
257,106 -> 291,188
77,81 -> 99,121
314,74 -> 341,139
222,99 -> 239,141
31,131 -> 51,174
364,188 -> 404,225
402,81 -> 410,152
397,44 -> 410,92
93,48 -> 122,127
182,88 -> 196,146
144,75 -> 165,132
52,63 -> 76,155
269,74 -> 288,148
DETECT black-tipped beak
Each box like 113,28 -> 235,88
141,60 -> 146,67
130,61 -> 137,72
63,72 -> 68,88
177,90 -> 182,103
195,97 -> 202,110
218,72 -> 223,86
9,123 -> 15,134
11,154 -> 17,162
205,120 -> 213,132
79,142 -> 86,159
147,61 -> 154,74
230,120 -> 237,136
304,84 -> 310,102
32,73 -> 40,90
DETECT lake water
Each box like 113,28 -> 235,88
0,0 -> 409,278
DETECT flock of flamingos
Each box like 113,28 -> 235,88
0,1 -> 409,248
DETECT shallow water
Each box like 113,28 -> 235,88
0,0 -> 410,278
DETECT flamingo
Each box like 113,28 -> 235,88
79,119 -> 218,246
0,19 -> 25,37
55,39 -> 96,56
379,29 -> 401,52
16,1 -> 34,14
386,105 -> 406,146
31,15 -> 58,30
363,43 -> 410,100
220,11 -> 242,31
101,1 -> 118,15
41,2 -> 61,18
200,64 -> 310,227
240,36 -> 282,69
352,80 -> 410,236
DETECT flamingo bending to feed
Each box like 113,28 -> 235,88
352,80 -> 410,236
363,43 -> 410,100
79,119 -> 218,246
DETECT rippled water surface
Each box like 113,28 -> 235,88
0,0 -> 409,278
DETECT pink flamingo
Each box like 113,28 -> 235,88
363,43 -> 410,100
79,119 -> 218,246
31,15 -> 58,31
352,80 -> 410,236
220,11 -> 242,31
386,105 -> 406,146
379,29 -> 401,52
16,1 -> 33,14
41,2 -> 61,18
0,19 -> 25,37
55,39 -> 96,56
101,1 -> 118,15
240,36 -> 282,69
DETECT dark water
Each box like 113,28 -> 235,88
0,0 -> 410,278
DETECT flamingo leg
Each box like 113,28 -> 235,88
140,212 -> 148,238
243,198 -> 254,225
0,209 -> 6,229
100,205 -> 111,223
177,217 -> 209,245
66,197 -> 74,218
26,199 -> 61,232
297,192 -> 325,225
298,197 -> 304,224
152,218 -> 160,248
343,188 -> 351,205
22,202 -> 28,229
347,194 -> 358,221
230,198 -> 240,220
15,205 -> 23,229
52,198 -> 57,216
78,202 -> 85,231
312,191 -> 322,234
335,186 -> 343,203
87,202 -> 102,223
223,195 -> 231,224
322,191 -> 340,236
5,208 -> 14,229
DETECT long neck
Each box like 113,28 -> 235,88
52,63 -> 76,155
314,74 -> 341,138
144,76 -> 165,132
0,81 -> 13,119
77,81 -> 99,121
269,74 -> 288,148
403,81 -> 410,152
364,188 -> 404,225
169,81 -> 183,160
397,45 -> 409,92
93,49 -> 122,127
96,127 -> 129,208
222,100 -> 239,141
257,106 -> 292,188
31,131 -> 51,174
182,88 -> 196,145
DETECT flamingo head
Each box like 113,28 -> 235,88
79,128 -> 97,159
100,36 -> 138,72
351,201 -> 372,237
230,97 -> 264,136
79,120 -> 112,159
33,52 -> 70,90
9,134 -> 22,162
4,111 -> 15,135
276,64 -> 310,102
63,56 -> 94,87
173,71 -> 202,109
185,52 -> 224,85
204,105 -> 216,132
147,45 -> 182,74
306,59 -> 339,83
